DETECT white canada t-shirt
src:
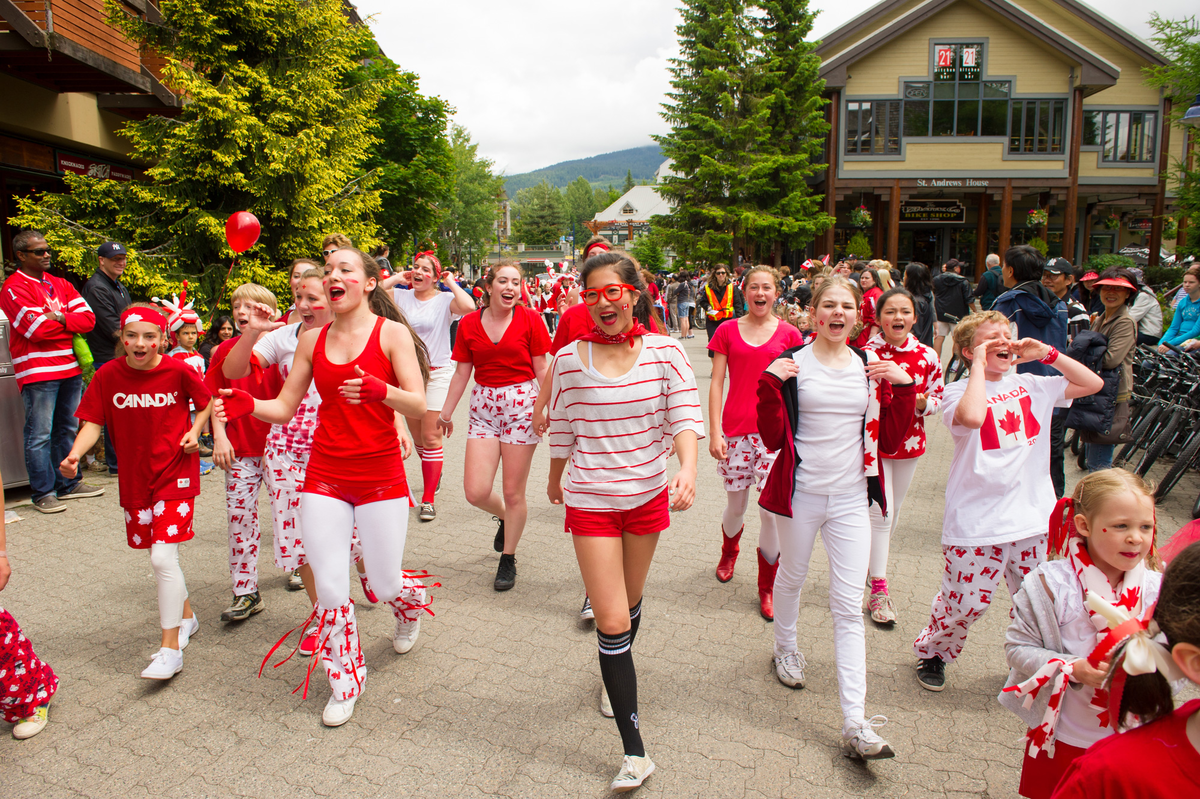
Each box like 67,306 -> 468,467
253,323 -> 321,454
792,346 -> 869,495
393,289 -> 455,368
941,373 -> 1070,546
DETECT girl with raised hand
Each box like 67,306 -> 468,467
547,251 -> 703,792
1001,468 -> 1162,798
387,251 -> 477,522
708,265 -> 805,620
437,262 -> 551,591
757,276 -> 918,760
61,303 -> 210,680
215,248 -> 432,727
862,287 -> 944,624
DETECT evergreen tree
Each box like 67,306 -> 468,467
511,180 -> 566,244
437,125 -> 505,271
631,234 -> 666,271
653,0 -> 832,264
564,176 -> 598,244
623,169 -> 635,193
12,0 -> 411,306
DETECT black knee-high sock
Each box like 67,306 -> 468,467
628,599 -> 642,646
598,629 -> 644,757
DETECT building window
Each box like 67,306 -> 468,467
1081,110 -> 1158,162
846,100 -> 900,154
902,43 -> 1009,139
1008,100 -> 1067,154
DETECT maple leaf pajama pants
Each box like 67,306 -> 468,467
0,608 -> 58,723
913,533 -> 1045,662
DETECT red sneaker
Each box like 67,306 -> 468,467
299,627 -> 319,657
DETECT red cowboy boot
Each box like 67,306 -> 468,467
715,527 -> 743,582
757,548 -> 778,621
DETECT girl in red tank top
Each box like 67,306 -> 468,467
215,247 -> 432,728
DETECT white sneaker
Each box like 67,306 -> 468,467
843,715 -> 896,760
393,611 -> 421,654
610,754 -> 656,792
580,596 -> 594,620
322,693 -> 358,727
599,685 -> 614,718
140,647 -> 183,680
179,616 -> 199,650
774,651 -> 807,688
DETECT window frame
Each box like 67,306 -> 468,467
845,99 -> 902,156
1080,109 -> 1159,165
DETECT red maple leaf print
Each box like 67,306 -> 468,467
1115,588 -> 1139,609
863,452 -> 875,469
998,409 -> 1023,438
865,418 -> 879,441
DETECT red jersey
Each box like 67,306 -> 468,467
452,306 -> 551,387
1052,699 -> 1200,798
863,333 -> 944,459
852,286 -> 883,348
0,269 -> 95,388
306,317 -> 407,487
205,337 -> 278,458
76,356 -> 211,509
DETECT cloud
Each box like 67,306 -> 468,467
358,0 -> 1193,175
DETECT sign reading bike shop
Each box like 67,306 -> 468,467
899,199 -> 967,224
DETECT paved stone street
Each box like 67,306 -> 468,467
3,335 -> 1198,798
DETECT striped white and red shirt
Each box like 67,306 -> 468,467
1,270 -> 94,388
548,336 -> 705,510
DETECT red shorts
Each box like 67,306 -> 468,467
123,498 -> 195,549
565,489 -> 670,537
1019,734 -> 1087,799
302,478 -> 413,507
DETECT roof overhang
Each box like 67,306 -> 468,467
820,0 -> 1121,95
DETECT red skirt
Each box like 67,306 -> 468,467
1019,733 -> 1087,799
0,608 -> 58,722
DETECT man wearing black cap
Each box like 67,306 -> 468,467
82,242 -> 131,475
1039,256 -> 1087,498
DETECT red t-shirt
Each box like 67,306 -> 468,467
205,337 -> 279,457
708,319 -> 805,437
452,305 -> 551,387
1051,699 -> 1200,798
76,356 -> 212,509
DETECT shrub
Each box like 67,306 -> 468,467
845,231 -> 873,260
1083,254 -> 1136,273
1029,236 -> 1049,257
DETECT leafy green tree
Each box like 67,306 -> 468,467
845,231 -> 873,260
437,125 -> 504,271
1144,14 -> 1200,258
13,0 -> 392,307
653,0 -> 832,264
623,169 -> 635,193
631,235 -> 666,271
594,185 -> 621,211
511,180 -> 566,244
361,57 -> 453,260
564,176 -> 598,244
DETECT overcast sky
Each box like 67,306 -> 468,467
358,0 -> 1193,175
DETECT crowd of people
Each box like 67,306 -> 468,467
2,227 -> 1199,796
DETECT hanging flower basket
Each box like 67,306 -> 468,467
1026,207 -> 1048,228
1104,214 -> 1121,230
850,205 -> 872,228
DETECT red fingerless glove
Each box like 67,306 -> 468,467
357,372 -> 389,403
221,388 -> 256,421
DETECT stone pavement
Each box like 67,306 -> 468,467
2,333 -> 1198,799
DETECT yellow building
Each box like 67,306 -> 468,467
814,0 -> 1189,275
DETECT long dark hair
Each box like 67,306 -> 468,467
479,262 -> 521,309
876,286 -> 917,317
1114,541 -> 1200,728
904,262 -> 933,298
204,315 -> 235,346
342,247 -> 430,386
580,251 -> 662,331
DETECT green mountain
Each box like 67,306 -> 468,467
503,144 -> 664,195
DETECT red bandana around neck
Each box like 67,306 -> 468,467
579,320 -> 650,348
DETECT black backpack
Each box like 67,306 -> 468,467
1062,330 -> 1120,434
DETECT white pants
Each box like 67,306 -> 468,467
774,488 -> 871,723
300,494 -> 410,609
867,458 -> 921,579
149,543 -> 187,631
227,455 -> 265,595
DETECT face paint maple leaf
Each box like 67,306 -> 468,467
998,409 -> 1023,438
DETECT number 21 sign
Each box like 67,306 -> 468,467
936,46 -> 954,67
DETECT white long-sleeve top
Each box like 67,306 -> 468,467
548,336 -> 705,510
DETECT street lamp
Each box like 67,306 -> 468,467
1182,93 -> 1200,127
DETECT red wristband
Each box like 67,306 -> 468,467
1039,346 -> 1060,365
221,388 -> 256,421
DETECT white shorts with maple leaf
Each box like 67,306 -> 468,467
467,380 -> 541,445
716,434 -> 776,492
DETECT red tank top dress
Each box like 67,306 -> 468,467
303,317 -> 410,504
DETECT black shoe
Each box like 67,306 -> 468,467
220,591 -> 265,622
494,554 -> 516,591
493,516 -> 505,553
916,656 -> 946,692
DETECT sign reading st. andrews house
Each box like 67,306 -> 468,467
900,199 -> 966,224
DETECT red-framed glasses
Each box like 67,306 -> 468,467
581,283 -> 637,305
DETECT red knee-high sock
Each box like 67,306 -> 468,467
420,447 -> 443,503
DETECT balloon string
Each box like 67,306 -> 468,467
209,256 -> 238,329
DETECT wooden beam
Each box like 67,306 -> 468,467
1063,87 -> 1083,263
975,192 -> 990,278
999,179 -> 1013,257
821,90 -> 840,257
872,193 -> 884,257
0,0 -> 47,47
1148,99 -> 1172,267
1081,205 -> 1094,264
887,180 -> 900,267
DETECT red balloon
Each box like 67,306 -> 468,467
225,211 -> 261,254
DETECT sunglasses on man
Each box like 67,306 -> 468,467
21,247 -> 51,256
